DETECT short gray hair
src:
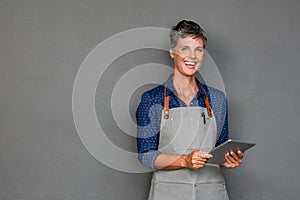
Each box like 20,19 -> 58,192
170,20 -> 208,50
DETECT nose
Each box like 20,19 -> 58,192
188,50 -> 196,59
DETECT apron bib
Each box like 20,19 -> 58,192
147,91 -> 229,200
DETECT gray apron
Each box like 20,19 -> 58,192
147,89 -> 229,200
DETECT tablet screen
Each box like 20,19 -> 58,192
208,139 -> 256,165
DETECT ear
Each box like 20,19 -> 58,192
169,48 -> 175,59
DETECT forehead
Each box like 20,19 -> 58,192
176,35 -> 204,47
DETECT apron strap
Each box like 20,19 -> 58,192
202,86 -> 213,118
164,85 -> 170,119
163,84 -> 213,119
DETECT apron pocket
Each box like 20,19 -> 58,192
195,182 -> 228,200
151,182 -> 193,200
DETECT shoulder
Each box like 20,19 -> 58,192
203,84 -> 227,102
140,84 -> 164,104
136,85 -> 165,124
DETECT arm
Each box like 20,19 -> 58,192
136,92 -> 162,169
155,150 -> 212,170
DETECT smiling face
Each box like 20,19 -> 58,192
169,35 -> 205,77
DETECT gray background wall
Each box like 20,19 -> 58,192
1,0 -> 300,199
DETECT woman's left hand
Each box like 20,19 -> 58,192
221,150 -> 244,168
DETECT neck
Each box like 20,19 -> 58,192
173,71 -> 197,91
172,71 -> 198,105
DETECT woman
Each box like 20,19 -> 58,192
136,20 -> 243,200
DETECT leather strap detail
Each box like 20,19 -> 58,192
163,84 -> 213,119
164,85 -> 170,119
202,86 -> 213,118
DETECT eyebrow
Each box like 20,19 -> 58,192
178,45 -> 204,49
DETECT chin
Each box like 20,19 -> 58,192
184,67 -> 199,75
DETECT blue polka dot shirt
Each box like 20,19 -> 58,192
136,74 -> 228,169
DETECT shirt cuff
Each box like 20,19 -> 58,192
138,150 -> 161,169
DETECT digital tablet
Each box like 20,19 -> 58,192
208,139 -> 256,165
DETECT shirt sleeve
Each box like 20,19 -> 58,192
136,92 -> 162,169
215,98 -> 229,146
206,86 -> 229,147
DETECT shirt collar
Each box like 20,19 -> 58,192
164,74 -> 206,97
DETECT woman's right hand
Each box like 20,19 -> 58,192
184,150 -> 213,169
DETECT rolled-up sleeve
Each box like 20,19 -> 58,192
136,92 -> 162,169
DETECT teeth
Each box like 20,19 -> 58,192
184,61 -> 196,66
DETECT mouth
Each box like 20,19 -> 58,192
184,61 -> 197,68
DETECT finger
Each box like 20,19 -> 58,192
192,158 -> 207,165
192,155 -> 207,161
189,161 -> 205,169
229,151 -> 239,160
225,152 -> 236,163
198,152 -> 213,159
194,158 -> 209,163
231,151 -> 243,165
237,150 -> 244,158
226,152 -> 242,167
223,157 -> 239,168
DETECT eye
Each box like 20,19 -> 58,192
181,47 -> 189,51
196,47 -> 204,53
